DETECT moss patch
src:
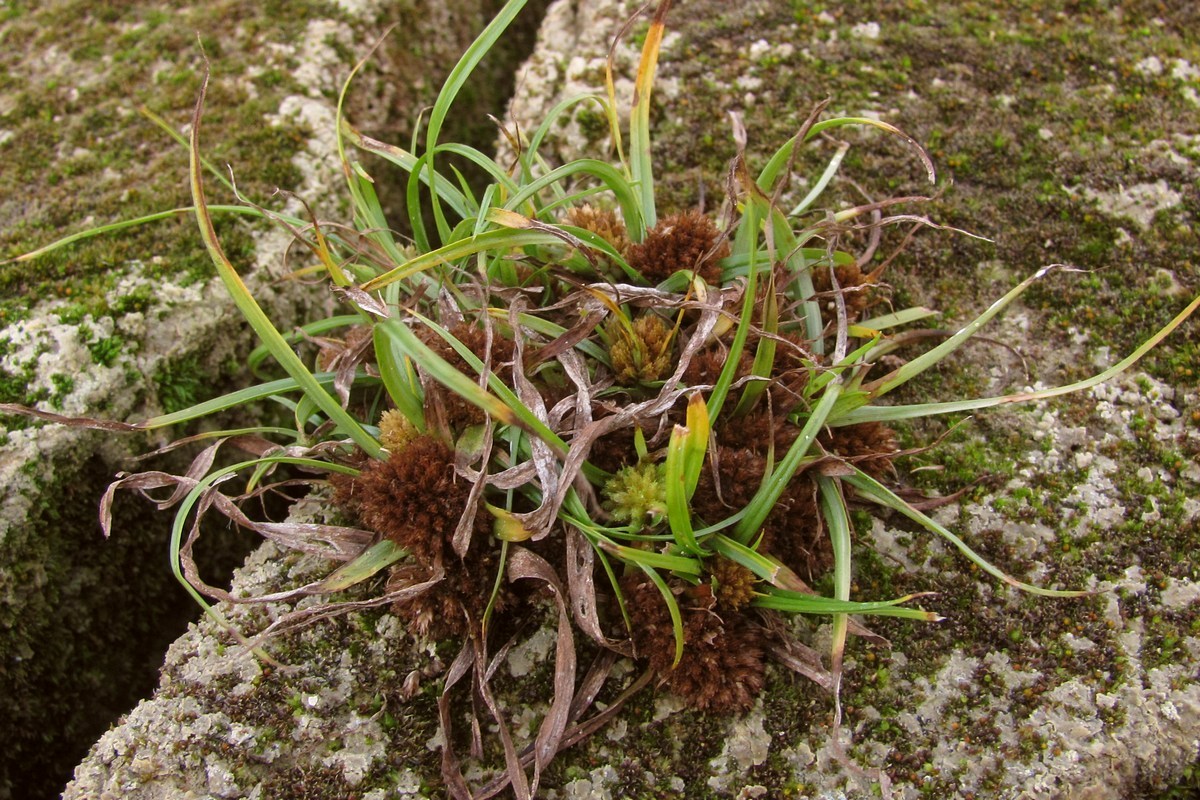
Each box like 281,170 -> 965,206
650,0 -> 1197,381
0,449 -> 254,800
0,0 -> 336,322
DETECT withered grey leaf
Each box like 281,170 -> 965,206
506,299 -> 562,540
470,632 -> 531,800
524,309 -> 605,368
569,651 -> 620,722
249,567 -> 443,646
474,668 -> 656,800
208,489 -> 373,561
482,460 -> 538,490
765,636 -> 834,691
100,471 -> 184,538
817,459 -> 857,478
335,284 -> 390,318
566,526 -> 633,656
452,420 -> 493,559
437,642 -> 476,800
0,403 -> 144,431
506,547 -> 575,791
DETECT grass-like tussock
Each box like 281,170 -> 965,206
4,1 -> 1198,796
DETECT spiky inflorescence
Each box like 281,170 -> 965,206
379,408 -> 419,454
419,322 -> 516,434
718,409 -> 799,454
821,421 -> 899,481
342,436 -> 475,559
609,314 -> 674,384
565,203 -> 631,259
603,461 -> 667,530
682,340 -> 752,388
691,445 -> 831,579
691,446 -> 766,525
810,261 -> 876,320
626,209 -> 729,285
334,435 -> 505,636
622,575 -> 765,712
708,556 -> 757,611
588,423 -> 645,474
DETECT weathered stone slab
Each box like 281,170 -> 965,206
61,1 -> 1200,799
0,1 -> 543,796
61,372 -> 1200,800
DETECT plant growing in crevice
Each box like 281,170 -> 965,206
5,0 -> 1199,796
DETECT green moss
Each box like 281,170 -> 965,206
653,0 -> 1197,393
88,335 -> 125,367
48,372 -> 74,408
576,107 -> 609,143
0,451 -> 255,799
0,0 -> 341,319
153,354 -> 209,414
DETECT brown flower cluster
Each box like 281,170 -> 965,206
682,341 -> 751,388
692,444 -> 831,580
334,435 -> 505,637
820,421 -> 899,481
419,322 -> 516,434
622,574 -> 765,712
708,556 -> 757,611
610,314 -> 674,384
626,209 -> 729,285
810,261 -> 877,320
587,423 -> 646,474
565,204 -> 631,266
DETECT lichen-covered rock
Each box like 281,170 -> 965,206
501,0 -> 1200,795
63,372 -> 1200,800
0,2 -> 545,797
58,1 -> 1200,799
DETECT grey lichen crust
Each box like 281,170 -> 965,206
61,1 -> 1200,799
0,1 -> 511,797
502,0 -> 1200,796
64,373 -> 1200,800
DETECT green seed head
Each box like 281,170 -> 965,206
609,314 -> 674,385
603,461 -> 667,531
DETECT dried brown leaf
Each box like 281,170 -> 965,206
0,403 -> 144,431
566,526 -> 633,655
507,547 -> 576,791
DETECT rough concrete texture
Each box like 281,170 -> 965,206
507,1 -> 1200,792
58,1 -> 1200,799
0,1 -> 539,797
62,372 -> 1200,800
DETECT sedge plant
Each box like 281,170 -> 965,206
5,1 -> 1199,796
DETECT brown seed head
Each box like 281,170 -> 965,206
692,447 -> 767,525
690,446 -> 831,579
810,261 -> 875,320
626,209 -> 729,285
609,314 -> 674,384
419,322 -> 516,433
621,574 -> 765,711
337,435 -> 511,638
565,204 -> 631,257
821,421 -> 899,481
349,435 -> 479,563
709,556 -> 758,611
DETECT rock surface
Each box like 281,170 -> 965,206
62,371 -> 1200,800
0,1 -> 546,797
59,1 -> 1200,799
